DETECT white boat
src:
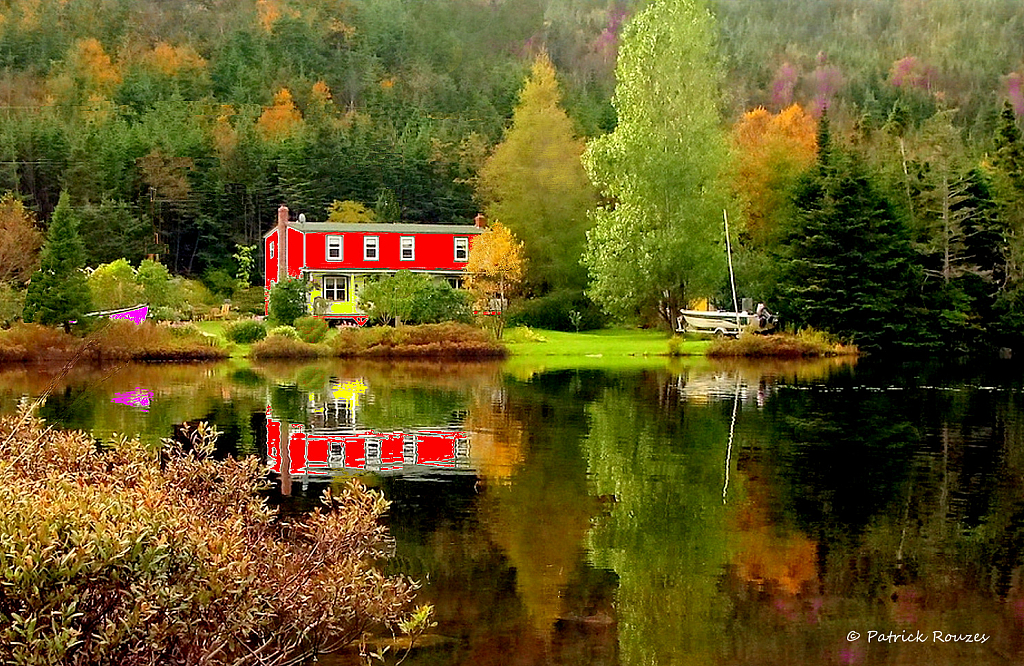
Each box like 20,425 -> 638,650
677,309 -> 775,337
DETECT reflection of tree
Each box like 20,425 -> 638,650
466,389 -> 525,481
583,377 -> 732,665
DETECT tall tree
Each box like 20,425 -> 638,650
23,192 -> 92,332
0,192 -> 43,284
775,119 -> 920,351
582,0 -> 730,325
477,52 -> 597,296
465,222 -> 525,340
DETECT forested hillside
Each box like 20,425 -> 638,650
2,0 -> 1024,349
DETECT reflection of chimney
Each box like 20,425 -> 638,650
277,205 -> 289,283
474,212 -> 488,229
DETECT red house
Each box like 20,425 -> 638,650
264,205 -> 484,322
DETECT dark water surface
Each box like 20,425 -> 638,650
3,355 -> 1023,665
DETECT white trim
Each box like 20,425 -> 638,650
364,236 -> 379,261
400,236 -> 415,261
454,236 -> 469,263
326,235 -> 343,262
269,240 -> 275,259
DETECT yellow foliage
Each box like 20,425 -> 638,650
326,200 -> 375,224
464,221 -> 525,305
212,107 -> 237,160
311,80 -> 332,103
257,88 -> 303,141
731,104 -> 817,244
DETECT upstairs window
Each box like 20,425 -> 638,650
454,237 -> 469,262
326,235 -> 343,261
364,236 -> 379,261
269,241 -> 276,259
400,236 -> 415,261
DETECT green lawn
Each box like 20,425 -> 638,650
503,327 -> 709,357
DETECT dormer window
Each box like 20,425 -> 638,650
454,237 -> 469,262
400,236 -> 415,261
326,235 -> 343,261
364,236 -> 379,261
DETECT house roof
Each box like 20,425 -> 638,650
264,222 -> 484,237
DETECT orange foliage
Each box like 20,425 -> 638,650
311,80 -> 332,103
145,42 -> 207,77
71,38 -> 122,94
0,193 -> 42,284
257,88 -> 303,141
465,395 -> 525,481
256,0 -> 281,32
729,468 -> 818,596
731,104 -> 817,244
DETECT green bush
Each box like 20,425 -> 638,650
201,267 -> 237,297
509,289 -> 608,331
225,319 -> 267,343
268,325 -> 299,339
232,286 -> 267,316
0,282 -> 25,328
269,278 -> 307,326
294,315 -> 329,343
410,281 -> 472,324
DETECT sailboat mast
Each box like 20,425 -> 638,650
724,210 -> 740,322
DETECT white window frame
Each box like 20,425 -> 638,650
454,237 -> 469,262
364,236 -> 379,261
269,240 -> 275,259
325,235 -> 343,262
400,236 -> 415,261
323,275 -> 349,301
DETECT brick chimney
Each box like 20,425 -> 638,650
474,213 -> 488,229
277,205 -> 289,283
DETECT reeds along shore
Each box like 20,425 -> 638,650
706,332 -> 858,358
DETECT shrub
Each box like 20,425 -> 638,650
270,278 -> 307,326
329,322 -> 505,358
87,259 -> 143,310
295,315 -> 329,343
0,281 -> 24,328
508,289 -> 607,331
268,325 -> 299,339
137,259 -> 174,307
249,335 -> 326,359
409,281 -> 472,324
232,286 -> 267,316
226,319 -> 267,344
201,266 -> 237,297
0,413 -> 423,665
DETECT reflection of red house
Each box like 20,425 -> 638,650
266,415 -> 470,484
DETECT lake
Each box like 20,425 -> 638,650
3,354 -> 1022,665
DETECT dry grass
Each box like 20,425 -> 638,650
0,321 -> 228,363
707,331 -> 858,358
329,322 -> 506,359
249,334 -> 329,359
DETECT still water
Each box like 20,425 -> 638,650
2,355 -> 1023,665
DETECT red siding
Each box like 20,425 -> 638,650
266,416 -> 281,473
303,231 -> 471,271
264,230 -> 279,289
288,431 -> 306,475
416,431 -> 458,467
287,228 -> 304,278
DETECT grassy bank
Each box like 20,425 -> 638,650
0,321 -> 228,363
504,327 -> 710,357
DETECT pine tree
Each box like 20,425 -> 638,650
23,192 -> 92,332
775,118 -> 920,350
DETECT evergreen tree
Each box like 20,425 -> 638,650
775,118 -> 920,351
23,192 -> 92,332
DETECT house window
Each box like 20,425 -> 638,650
269,241 -> 275,259
323,276 -> 349,301
445,276 -> 462,289
400,236 -> 415,261
454,237 -> 469,262
326,235 -> 343,261
364,236 -> 379,261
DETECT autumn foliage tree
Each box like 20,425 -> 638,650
731,104 -> 817,245
0,192 -> 42,285
465,222 -> 525,339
